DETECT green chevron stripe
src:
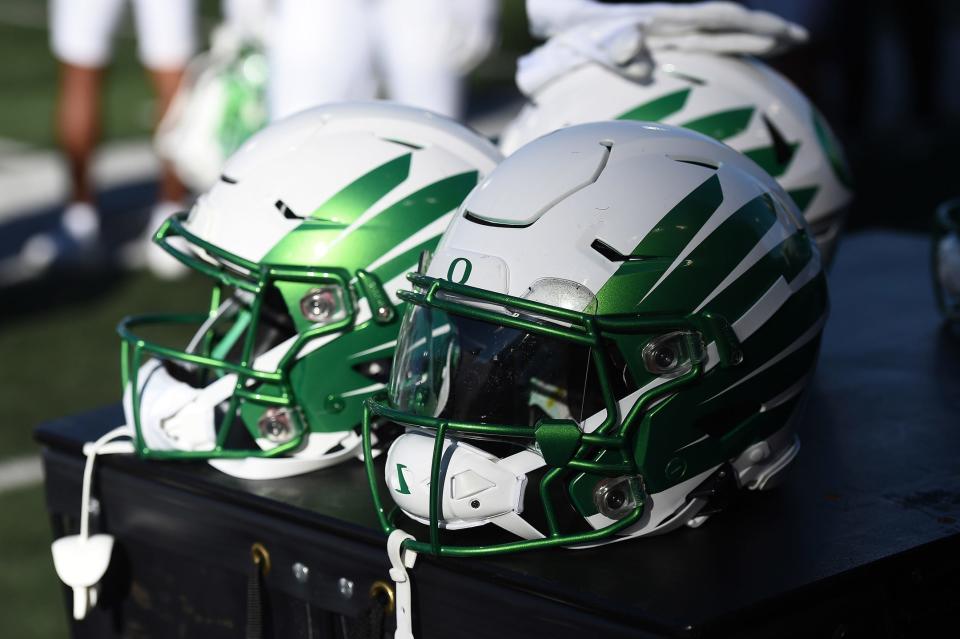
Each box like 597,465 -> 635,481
682,107 -> 755,141
593,259 -> 673,315
636,277 -> 825,493
633,174 -> 723,257
812,108 -> 853,188
264,169 -> 476,271
310,153 -> 412,224
371,235 -> 442,285
740,276 -> 826,354
320,171 -> 478,270
786,187 -> 819,213
743,142 -> 800,178
263,153 -> 413,265
616,88 -> 691,122
703,231 -> 815,326
594,174 -> 723,314
639,195 -> 779,313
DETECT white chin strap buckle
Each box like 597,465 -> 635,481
387,529 -> 418,639
51,426 -> 134,620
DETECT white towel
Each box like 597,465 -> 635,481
519,0 -> 808,96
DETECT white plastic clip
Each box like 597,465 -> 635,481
387,529 -> 418,639
51,425 -> 134,620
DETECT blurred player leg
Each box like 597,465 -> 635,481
375,0 -> 498,119
132,0 -> 198,278
24,0 -> 128,269
56,64 -> 102,209
268,0 -> 376,121
146,69 -> 189,206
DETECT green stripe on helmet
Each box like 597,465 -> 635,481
682,107 -> 755,141
263,167 -> 476,271
319,171 -> 479,271
739,277 -> 826,356
704,231 -> 815,327
639,195 -> 780,314
616,88 -> 691,122
812,108 -> 853,189
593,174 -> 722,313
632,174 -> 723,257
634,275 -> 825,493
743,142 -> 800,178
786,187 -> 819,213
310,153 -> 412,224
371,235 -> 442,285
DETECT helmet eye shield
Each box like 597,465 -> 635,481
363,273 -> 744,556
389,304 -> 620,427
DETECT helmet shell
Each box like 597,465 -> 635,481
123,102 -> 502,478
383,121 -> 827,544
501,50 -> 853,264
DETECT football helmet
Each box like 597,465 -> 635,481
155,25 -> 269,193
364,121 -> 828,555
120,101 -> 502,479
934,198 -> 960,323
500,49 -> 853,265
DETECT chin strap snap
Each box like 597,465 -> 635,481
52,425 -> 135,620
386,530 -> 418,639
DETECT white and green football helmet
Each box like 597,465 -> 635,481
501,49 -> 853,265
121,101 -> 502,479
364,121 -> 827,555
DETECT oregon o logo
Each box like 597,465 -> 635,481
447,257 -> 472,284
395,463 -> 411,495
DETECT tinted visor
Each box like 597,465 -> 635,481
390,304 -> 612,428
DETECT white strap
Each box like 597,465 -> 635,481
58,425 -> 133,620
79,426 -> 135,540
387,529 -> 418,639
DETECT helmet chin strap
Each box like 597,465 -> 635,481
387,529 -> 418,639
132,326 -> 341,450
51,426 -> 135,620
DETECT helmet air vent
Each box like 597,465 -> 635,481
220,174 -> 238,184
463,211 -> 535,229
590,238 -> 657,263
760,115 -> 793,166
275,199 -> 305,221
381,137 -> 423,150
669,157 -> 719,171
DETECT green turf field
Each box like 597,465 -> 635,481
1,485 -> 69,639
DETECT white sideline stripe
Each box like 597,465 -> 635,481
0,455 -> 43,493
0,139 -> 160,224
